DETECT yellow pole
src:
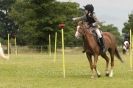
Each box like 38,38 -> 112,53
49,34 -> 51,56
132,31 -> 133,48
54,32 -> 57,62
14,37 -> 17,55
129,29 -> 132,70
8,33 -> 10,57
61,29 -> 65,78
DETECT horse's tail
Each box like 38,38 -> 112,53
115,48 -> 124,63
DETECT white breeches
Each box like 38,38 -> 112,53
95,28 -> 102,38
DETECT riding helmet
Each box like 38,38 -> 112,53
84,4 -> 94,12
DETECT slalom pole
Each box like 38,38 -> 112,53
14,36 -> 17,55
8,33 -> 10,57
59,23 -> 65,78
54,32 -> 57,62
49,34 -> 51,56
61,28 -> 65,78
129,29 -> 132,71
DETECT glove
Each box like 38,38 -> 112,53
92,23 -> 96,26
72,18 -> 76,21
92,23 -> 101,28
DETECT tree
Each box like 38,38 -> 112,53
8,0 -> 121,47
122,12 -> 133,33
9,0 -> 81,46
0,0 -> 15,11
0,0 -> 17,40
101,24 -> 122,45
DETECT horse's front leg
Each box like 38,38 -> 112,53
94,54 -> 101,77
86,52 -> 94,78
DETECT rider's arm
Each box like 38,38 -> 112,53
72,15 -> 86,21
93,13 -> 101,28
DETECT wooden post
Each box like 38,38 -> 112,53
8,33 -> 10,57
54,32 -> 57,62
129,29 -> 133,71
49,34 -> 51,56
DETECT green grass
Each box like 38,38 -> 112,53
0,53 -> 132,88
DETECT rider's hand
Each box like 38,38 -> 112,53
72,18 -> 76,21
92,23 -> 101,28
92,23 -> 96,26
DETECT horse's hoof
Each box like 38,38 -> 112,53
91,76 -> 95,79
109,74 -> 113,77
109,75 -> 113,78
97,75 -> 101,78
108,71 -> 113,77
105,73 -> 109,77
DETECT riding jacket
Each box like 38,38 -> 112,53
73,12 -> 100,28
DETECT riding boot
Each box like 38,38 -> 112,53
99,37 -> 106,53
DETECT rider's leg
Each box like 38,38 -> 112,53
95,29 -> 106,53
95,28 -> 102,38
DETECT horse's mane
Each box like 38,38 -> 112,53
78,21 -> 98,54
78,21 -> 93,37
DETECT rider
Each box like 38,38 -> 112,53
123,40 -> 129,51
72,4 -> 105,53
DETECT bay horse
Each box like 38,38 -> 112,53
75,21 -> 123,78
122,40 -> 130,54
0,43 -> 9,60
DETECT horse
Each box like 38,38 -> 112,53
75,21 -> 123,78
122,40 -> 130,54
0,43 -> 9,60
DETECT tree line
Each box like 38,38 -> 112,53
0,0 -> 132,47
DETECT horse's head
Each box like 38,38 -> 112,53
75,21 -> 89,39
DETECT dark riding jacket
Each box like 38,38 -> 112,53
74,12 -> 100,28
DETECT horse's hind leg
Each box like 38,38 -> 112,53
101,53 -> 110,76
108,50 -> 115,77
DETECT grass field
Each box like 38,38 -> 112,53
0,52 -> 133,88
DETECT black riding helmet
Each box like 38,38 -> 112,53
84,4 -> 94,13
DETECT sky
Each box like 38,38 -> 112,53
57,0 -> 133,32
